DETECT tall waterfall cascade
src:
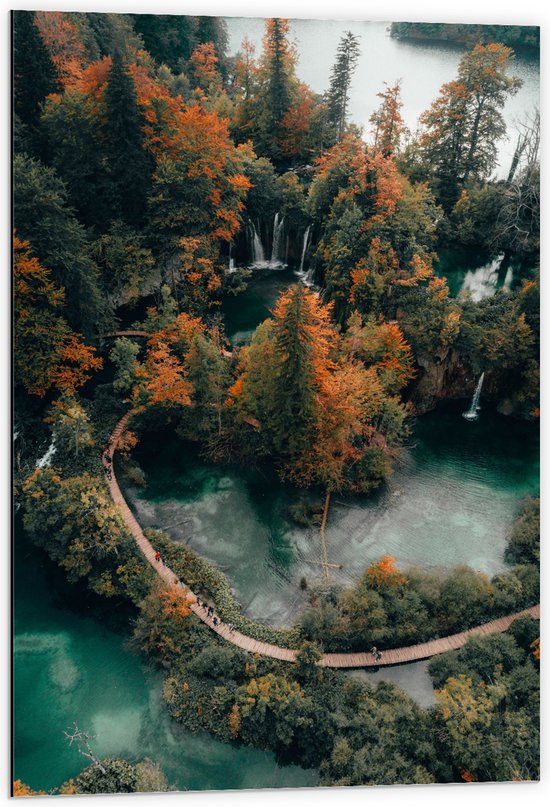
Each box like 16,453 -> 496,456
36,439 -> 57,468
462,373 -> 485,421
270,212 -> 285,265
296,225 -> 315,286
249,222 -> 265,265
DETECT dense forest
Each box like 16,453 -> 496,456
13,10 -> 539,794
390,22 -> 540,52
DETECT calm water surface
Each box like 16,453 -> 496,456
124,405 -> 539,628
13,520 -> 318,792
225,17 -> 539,177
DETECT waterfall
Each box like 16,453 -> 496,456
270,213 -> 285,265
228,242 -> 236,273
299,225 -> 311,273
296,225 -> 315,286
36,439 -> 56,469
462,373 -> 485,421
250,222 -> 265,265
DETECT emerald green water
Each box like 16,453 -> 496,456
222,267 -> 299,344
435,249 -> 532,300
12,519 -> 318,792
124,404 -> 538,627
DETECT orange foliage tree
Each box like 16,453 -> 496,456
228,285 -> 408,492
35,10 -> 87,87
13,234 -> 102,397
13,780 -> 46,797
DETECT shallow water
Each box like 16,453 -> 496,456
12,521 -> 318,792
222,267 -> 299,345
347,660 -> 436,710
124,403 -> 538,628
435,249 -> 532,301
225,17 -> 539,177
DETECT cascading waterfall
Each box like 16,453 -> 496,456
462,373 -> 485,421
36,439 -> 56,468
270,212 -> 285,265
296,225 -> 315,286
228,242 -> 236,273
299,225 -> 311,273
249,221 -> 265,265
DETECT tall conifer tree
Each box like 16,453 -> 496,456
104,52 -> 153,226
259,18 -> 295,163
326,31 -> 361,144
12,11 -> 59,137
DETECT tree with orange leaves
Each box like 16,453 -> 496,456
190,42 -> 222,99
366,555 -> 407,591
13,780 -> 46,797
228,284 -> 408,492
370,81 -> 407,157
280,83 -> 316,159
419,43 -> 522,208
343,311 -> 415,394
13,234 -> 102,398
35,11 -> 88,87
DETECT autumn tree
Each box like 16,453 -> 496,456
190,42 -> 222,100
419,43 -> 522,208
325,31 -> 361,144
146,105 -> 251,263
13,154 -> 106,334
370,80 -> 407,156
228,285 -> 408,492
35,11 -> 88,87
13,235 -> 102,398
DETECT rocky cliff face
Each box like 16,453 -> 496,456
408,348 -> 497,414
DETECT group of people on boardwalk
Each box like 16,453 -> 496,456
103,451 -> 112,482
195,596 -> 235,634
370,646 -> 383,662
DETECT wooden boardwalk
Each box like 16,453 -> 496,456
104,413 -> 540,668
98,330 -> 149,339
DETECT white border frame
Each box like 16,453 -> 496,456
2,1 -> 547,805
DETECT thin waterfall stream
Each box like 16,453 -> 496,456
463,373 -> 485,421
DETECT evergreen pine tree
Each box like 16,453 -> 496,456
260,18 -> 295,163
325,31 -> 361,144
131,14 -> 196,71
12,11 -> 59,132
104,52 -> 153,227
271,284 -> 319,454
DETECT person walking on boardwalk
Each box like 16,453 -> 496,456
155,550 -> 161,563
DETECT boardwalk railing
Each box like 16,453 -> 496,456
104,413 -> 540,668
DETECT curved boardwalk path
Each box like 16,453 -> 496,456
104,413 -> 540,668
98,330 -> 149,339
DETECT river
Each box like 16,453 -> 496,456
225,17 -> 539,178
